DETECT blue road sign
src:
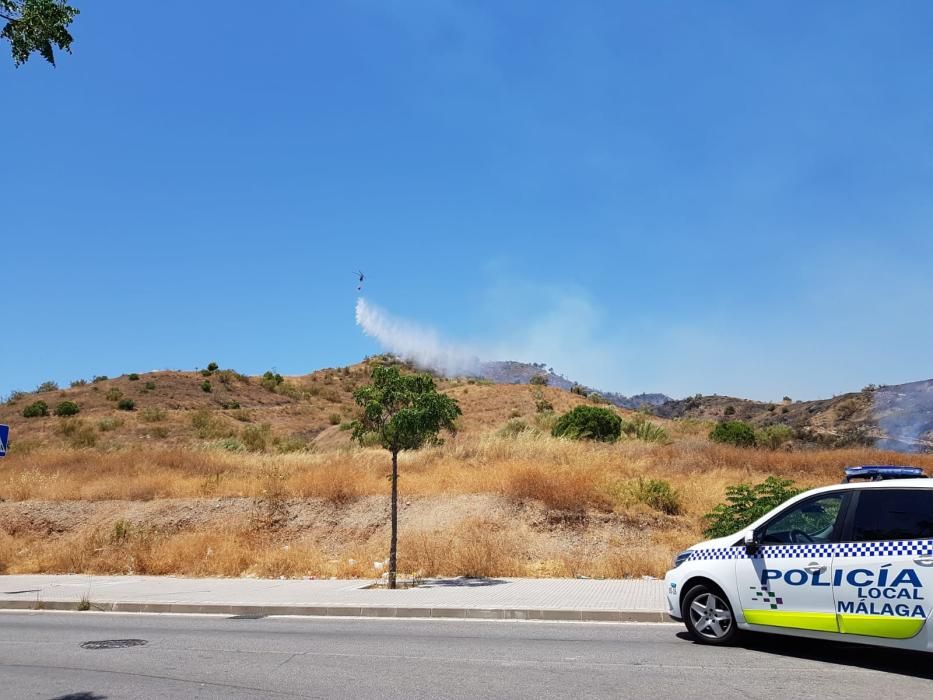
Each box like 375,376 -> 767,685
0,424 -> 7,457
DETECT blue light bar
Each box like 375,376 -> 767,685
843,465 -> 927,483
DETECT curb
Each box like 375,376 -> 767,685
0,600 -> 670,623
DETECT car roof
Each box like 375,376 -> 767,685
809,478 -> 932,495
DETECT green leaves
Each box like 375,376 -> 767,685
351,365 -> 461,453
1,0 -> 79,66
702,476 -> 801,538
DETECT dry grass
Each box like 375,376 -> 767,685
1,430 -> 931,579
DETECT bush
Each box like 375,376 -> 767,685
36,380 -> 59,393
98,416 -> 124,432
191,409 -> 235,439
207,362 -> 219,372
724,405 -> 736,416
105,388 -> 123,402
709,420 -> 757,447
70,379 -> 87,388
498,418 -> 530,438
220,400 -> 240,410
622,414 -> 670,444
117,398 -> 136,411
529,375 -> 548,386
535,398 -> 554,413
328,413 -> 342,426
200,369 -> 212,377
569,384 -> 587,396
92,375 -> 108,383
629,478 -> 682,515
703,477 -> 801,538
755,424 -> 794,450
201,380 -> 212,393
128,373 -> 140,381
241,424 -> 271,452
59,418 -> 97,448
261,371 -> 284,391
23,400 -> 49,418
144,381 -> 157,391
139,407 -> 166,423
552,406 -> 622,442
5,390 -> 26,405
54,401 -> 80,417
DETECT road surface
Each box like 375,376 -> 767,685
0,612 -> 928,699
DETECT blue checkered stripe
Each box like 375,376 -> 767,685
687,539 -> 933,562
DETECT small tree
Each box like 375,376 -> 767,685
351,365 -> 460,588
1,0 -> 79,66
703,477 -> 801,537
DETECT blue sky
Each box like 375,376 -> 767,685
2,1 -> 932,401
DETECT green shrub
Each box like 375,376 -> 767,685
217,369 -> 247,386
629,478 -> 682,515
201,380 -> 212,393
260,371 -> 284,391
105,388 -> 123,402
569,384 -> 587,396
703,477 -> 801,538
144,381 -> 157,391
724,405 -> 736,416
23,400 -> 49,418
241,424 -> 271,452
117,398 -> 136,411
98,416 -> 124,432
70,379 -> 87,388
220,400 -> 240,410
54,401 -> 80,417
709,420 -> 757,447
128,373 -> 140,381
529,375 -> 548,386
552,405 -> 622,442
622,414 -> 670,444
207,362 -> 219,372
36,380 -> 59,393
92,375 -> 108,383
139,407 -> 166,423
755,424 -> 794,450
328,413 -> 342,425
200,369 -> 212,377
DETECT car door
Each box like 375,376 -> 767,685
833,487 -> 933,640
736,491 -> 848,633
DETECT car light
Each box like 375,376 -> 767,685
673,550 -> 693,568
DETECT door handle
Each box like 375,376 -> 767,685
914,556 -> 933,567
804,562 -> 826,573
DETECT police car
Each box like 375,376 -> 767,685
665,466 -> 933,652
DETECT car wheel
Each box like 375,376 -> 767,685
683,584 -> 738,645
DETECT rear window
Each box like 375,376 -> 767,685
850,489 -> 933,541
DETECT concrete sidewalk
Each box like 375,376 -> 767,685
0,575 -> 669,622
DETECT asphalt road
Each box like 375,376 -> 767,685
0,612 -> 929,699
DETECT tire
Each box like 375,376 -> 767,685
683,584 -> 739,645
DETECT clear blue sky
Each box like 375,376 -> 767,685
3,1 -> 932,401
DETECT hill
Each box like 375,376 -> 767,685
654,379 -> 933,452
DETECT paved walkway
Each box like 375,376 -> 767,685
0,575 -> 669,622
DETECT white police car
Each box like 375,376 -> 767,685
665,466 -> 933,652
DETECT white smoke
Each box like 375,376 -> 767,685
355,298 -> 482,377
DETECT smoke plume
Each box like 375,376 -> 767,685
355,298 -> 482,377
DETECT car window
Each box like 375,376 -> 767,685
850,489 -> 933,541
760,494 -> 844,545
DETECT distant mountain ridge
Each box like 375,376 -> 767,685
473,360 -> 672,410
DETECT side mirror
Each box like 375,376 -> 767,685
744,531 -> 760,555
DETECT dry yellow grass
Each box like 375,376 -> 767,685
1,430 -> 931,579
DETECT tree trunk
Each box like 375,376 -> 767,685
388,449 -> 399,589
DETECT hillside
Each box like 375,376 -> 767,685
654,379 -> 933,452
0,357 -> 612,454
